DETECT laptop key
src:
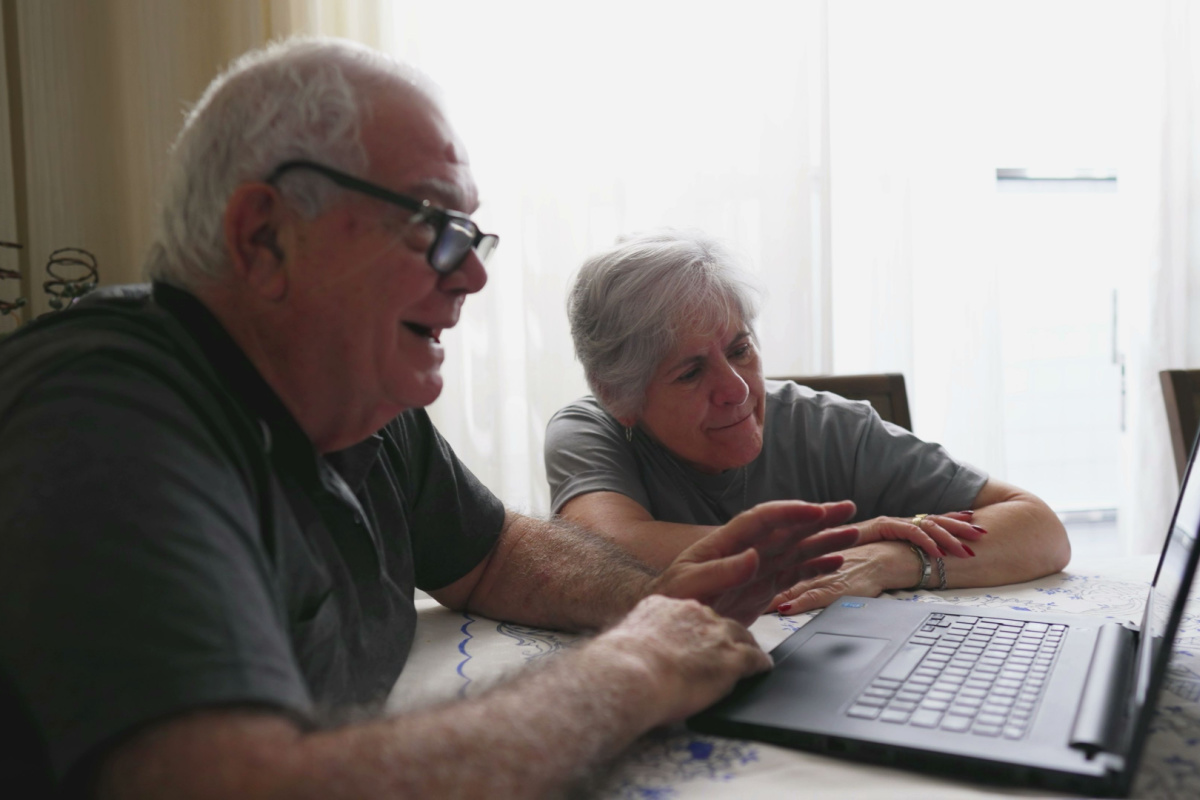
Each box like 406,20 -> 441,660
877,643 -> 931,682
881,709 -> 911,723
941,714 -> 973,732
1003,726 -> 1027,739
972,723 -> 1003,737
910,709 -> 943,727
847,704 -> 883,719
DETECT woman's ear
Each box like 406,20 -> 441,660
224,183 -> 289,301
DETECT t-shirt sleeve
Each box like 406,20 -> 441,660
0,357 -> 311,786
844,404 -> 989,520
544,398 -> 652,514
384,411 -> 507,592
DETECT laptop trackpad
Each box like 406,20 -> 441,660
776,632 -> 889,673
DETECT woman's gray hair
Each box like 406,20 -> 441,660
568,229 -> 762,421
144,37 -> 433,289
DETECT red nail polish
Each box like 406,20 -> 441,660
778,603 -> 792,614
964,545 -> 976,557
938,546 -> 948,556
972,525 -> 988,533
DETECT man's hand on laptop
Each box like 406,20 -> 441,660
649,500 -> 859,626
596,594 -> 773,724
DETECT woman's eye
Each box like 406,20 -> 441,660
677,367 -> 701,383
731,344 -> 752,360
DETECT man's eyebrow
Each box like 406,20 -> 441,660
406,177 -> 472,212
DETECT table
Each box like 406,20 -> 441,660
386,555 -> 1200,798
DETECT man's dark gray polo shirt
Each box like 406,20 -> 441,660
0,283 -> 506,792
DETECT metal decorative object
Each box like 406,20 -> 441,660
43,247 -> 98,310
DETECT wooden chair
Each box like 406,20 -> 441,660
1160,369 -> 1200,482
770,372 -> 912,431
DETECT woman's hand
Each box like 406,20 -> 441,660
649,500 -> 859,627
766,511 -> 986,615
768,542 -> 903,615
851,510 -> 986,559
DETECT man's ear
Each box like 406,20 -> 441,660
224,183 -> 290,301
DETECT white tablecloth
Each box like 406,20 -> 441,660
387,555 -> 1200,798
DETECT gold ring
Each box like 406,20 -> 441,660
911,513 -> 929,525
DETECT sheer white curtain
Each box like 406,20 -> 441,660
828,1 -> 1194,555
827,0 -> 1007,472
374,1 -> 832,513
1120,0 -> 1200,553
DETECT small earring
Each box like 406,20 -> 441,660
625,426 -> 633,443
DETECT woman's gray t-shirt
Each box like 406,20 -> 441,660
544,380 -> 988,525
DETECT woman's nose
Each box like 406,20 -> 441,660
712,361 -> 749,405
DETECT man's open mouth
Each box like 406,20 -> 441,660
403,322 -> 440,343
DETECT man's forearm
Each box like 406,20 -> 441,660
99,635 -> 666,800
461,513 -> 657,631
295,638 -> 663,798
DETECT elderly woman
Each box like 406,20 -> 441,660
545,229 -> 1071,614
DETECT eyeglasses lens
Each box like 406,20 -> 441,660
430,219 -> 475,274
475,234 -> 499,266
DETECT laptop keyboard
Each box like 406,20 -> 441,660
846,612 -> 1067,739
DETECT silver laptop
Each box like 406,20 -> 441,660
689,441 -> 1200,797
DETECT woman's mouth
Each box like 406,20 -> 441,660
712,412 -> 752,431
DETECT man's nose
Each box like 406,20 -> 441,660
439,249 -> 488,295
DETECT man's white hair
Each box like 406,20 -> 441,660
144,37 -> 434,290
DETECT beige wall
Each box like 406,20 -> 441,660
0,0 -> 379,324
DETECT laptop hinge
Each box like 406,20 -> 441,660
1069,621 -> 1138,758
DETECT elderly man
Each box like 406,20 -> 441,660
0,39 -> 858,798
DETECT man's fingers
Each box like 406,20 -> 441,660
740,639 -> 774,674
697,500 -> 857,559
660,548 -> 760,601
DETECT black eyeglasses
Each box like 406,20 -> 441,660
264,159 -> 499,275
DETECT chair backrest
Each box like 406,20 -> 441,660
1160,369 -> 1200,482
770,372 -> 912,431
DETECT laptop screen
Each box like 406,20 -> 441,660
1126,437 -> 1200,757
1150,446 -> 1200,642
